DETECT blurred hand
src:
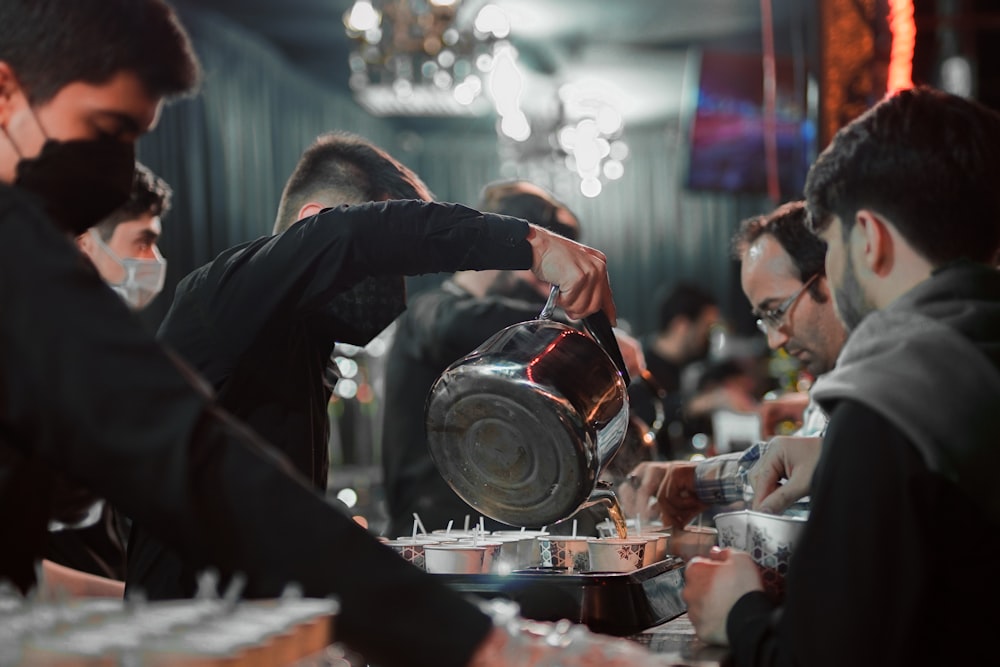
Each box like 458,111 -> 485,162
619,461 -> 708,529
526,225 -> 616,323
618,461 -> 668,523
682,547 -> 763,646
748,436 -> 822,514
468,603 -> 670,667
657,461 -> 707,529
758,392 -> 810,436
612,328 -> 646,380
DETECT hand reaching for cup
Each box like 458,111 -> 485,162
467,599 -> 672,667
682,547 -> 764,646
620,461 -> 709,529
748,436 -> 822,514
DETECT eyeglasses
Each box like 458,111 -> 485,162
754,273 -> 819,334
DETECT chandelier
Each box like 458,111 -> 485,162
498,82 -> 629,199
344,0 -> 512,117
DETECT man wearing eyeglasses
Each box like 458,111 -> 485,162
621,200 -> 847,527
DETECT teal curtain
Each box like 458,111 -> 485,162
137,4 -> 771,338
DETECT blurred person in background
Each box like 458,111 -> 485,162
630,282 -> 721,459
0,4 -> 669,666
44,163 -> 173,593
684,86 -> 1000,666
380,179 -> 644,537
622,200 -> 846,527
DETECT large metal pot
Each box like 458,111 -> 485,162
425,286 -> 631,528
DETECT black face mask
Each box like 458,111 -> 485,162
15,136 -> 135,236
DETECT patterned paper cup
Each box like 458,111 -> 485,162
384,538 -> 437,570
714,510 -> 807,601
587,537 -> 646,572
544,536 -> 591,572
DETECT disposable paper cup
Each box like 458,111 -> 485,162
628,530 -> 667,565
665,526 -> 717,562
543,536 -> 591,572
384,537 -> 436,570
454,539 -> 503,573
484,535 -> 525,573
423,544 -> 486,574
587,537 -> 646,572
714,510 -> 807,601
492,531 -> 549,567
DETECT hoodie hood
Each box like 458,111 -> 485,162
811,261 -> 1000,520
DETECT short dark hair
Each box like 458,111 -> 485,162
805,86 -> 1000,265
731,200 -> 828,302
93,163 -> 172,241
273,131 -> 433,233
0,0 -> 201,105
657,283 -> 717,332
476,180 -> 581,242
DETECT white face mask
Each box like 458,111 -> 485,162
89,228 -> 167,310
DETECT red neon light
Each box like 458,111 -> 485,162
887,0 -> 916,93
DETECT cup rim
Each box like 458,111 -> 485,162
423,543 -> 488,551
713,509 -> 808,524
384,538 -> 434,546
588,537 -> 648,545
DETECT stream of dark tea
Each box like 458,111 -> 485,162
602,494 -> 629,539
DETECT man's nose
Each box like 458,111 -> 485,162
766,325 -> 790,350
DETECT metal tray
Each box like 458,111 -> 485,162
434,558 -> 687,636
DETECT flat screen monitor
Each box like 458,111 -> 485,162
683,49 -> 815,199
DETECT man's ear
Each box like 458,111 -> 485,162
296,202 -> 325,222
854,209 -> 894,276
75,230 -> 93,252
0,62 -> 22,126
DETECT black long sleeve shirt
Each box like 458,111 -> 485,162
0,187 -> 532,667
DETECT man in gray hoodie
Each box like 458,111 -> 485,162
684,86 -> 1000,666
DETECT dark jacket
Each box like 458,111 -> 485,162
726,261 -> 1000,666
0,186 -> 512,667
126,200 -> 536,600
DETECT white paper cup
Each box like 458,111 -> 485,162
666,526 -> 717,562
423,544 -> 486,574
454,539 -> 503,573
587,537 -> 646,572
483,535 -> 525,573
492,530 -> 549,566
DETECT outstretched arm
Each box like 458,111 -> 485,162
748,436 -> 822,514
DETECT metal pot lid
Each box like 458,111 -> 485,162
426,367 -> 599,528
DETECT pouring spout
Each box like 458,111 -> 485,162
585,480 -> 617,508
580,480 -> 630,539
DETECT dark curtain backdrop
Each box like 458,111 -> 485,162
136,3 -> 772,339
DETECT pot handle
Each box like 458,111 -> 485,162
582,308 -> 631,387
540,284 -> 631,386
